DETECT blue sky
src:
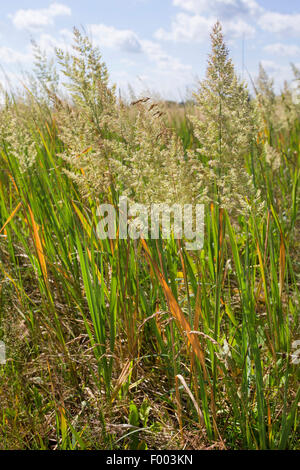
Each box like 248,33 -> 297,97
0,0 -> 300,99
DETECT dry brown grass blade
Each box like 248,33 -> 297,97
141,238 -> 221,436
141,238 -> 206,369
0,202 -> 22,234
176,374 -> 204,427
27,204 -> 49,288
71,201 -> 92,238
175,375 -> 184,443
111,360 -> 132,402
7,173 -> 19,194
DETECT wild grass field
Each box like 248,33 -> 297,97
0,22 -> 299,450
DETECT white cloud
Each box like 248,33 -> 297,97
224,19 -> 256,38
0,71 -> 23,92
35,33 -> 70,54
9,2 -> 71,32
260,61 -> 300,75
89,24 -> 142,53
264,43 -> 300,57
259,60 -> 298,88
155,12 -> 255,43
85,23 -> 193,98
255,60 -> 299,92
141,39 -> 192,72
0,46 -> 32,64
88,23 -> 191,73
157,0 -> 300,44
155,13 -> 212,42
120,58 -> 136,67
173,0 -> 262,18
260,60 -> 288,74
155,0 -> 260,43
258,12 -> 300,36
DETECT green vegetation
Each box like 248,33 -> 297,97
0,23 -> 299,450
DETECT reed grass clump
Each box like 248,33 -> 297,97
52,29 -> 198,206
190,22 -> 263,215
0,23 -> 299,451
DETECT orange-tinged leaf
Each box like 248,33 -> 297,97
0,202 -> 22,234
76,147 -> 92,158
8,173 -> 19,194
27,205 -> 48,287
71,201 -> 92,238
141,238 -> 206,369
